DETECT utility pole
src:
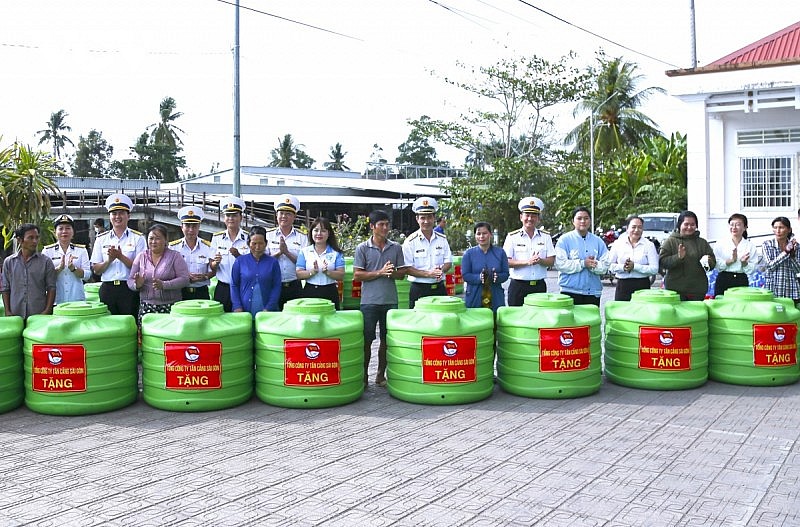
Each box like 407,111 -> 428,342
233,0 -> 241,197
689,0 -> 697,68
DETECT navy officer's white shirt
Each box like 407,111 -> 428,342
170,237 -> 214,288
402,229 -> 452,284
90,228 -> 146,282
210,229 -> 249,284
266,227 -> 308,283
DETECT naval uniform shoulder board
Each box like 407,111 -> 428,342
201,239 -> 212,247
538,227 -> 550,235
72,243 -> 86,248
213,230 -> 226,236
433,231 -> 447,240
508,228 -> 522,236
169,240 -> 182,246
407,231 -> 422,242
129,229 -> 143,236
266,227 -> 278,232
44,242 -> 58,249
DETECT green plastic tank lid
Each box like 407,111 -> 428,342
630,289 -> 681,304
718,287 -> 774,302
523,293 -> 575,309
413,296 -> 467,313
171,299 -> 225,316
282,298 -> 337,314
53,301 -> 109,316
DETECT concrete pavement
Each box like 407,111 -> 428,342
1,275 -> 799,526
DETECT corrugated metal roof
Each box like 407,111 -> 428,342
708,20 -> 800,66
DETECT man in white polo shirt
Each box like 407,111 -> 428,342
402,196 -> 452,309
503,196 -> 555,306
209,196 -> 248,312
171,205 -> 215,301
266,193 -> 308,309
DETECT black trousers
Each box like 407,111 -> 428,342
99,281 -> 139,317
562,292 -> 600,307
302,282 -> 341,310
409,281 -> 446,309
181,285 -> 210,301
614,277 -> 651,301
213,281 -> 232,312
714,271 -> 748,298
507,279 -> 546,307
279,279 -> 303,310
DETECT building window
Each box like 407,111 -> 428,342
260,178 -> 269,185
213,175 -> 221,183
276,180 -> 285,186
738,128 -> 800,145
740,156 -> 793,208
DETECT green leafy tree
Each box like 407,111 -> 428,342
0,140 -> 62,248
324,143 -> 350,171
396,116 -> 442,166
71,130 -> 114,178
565,54 -> 665,156
36,109 -> 74,162
112,132 -> 185,181
269,134 -> 315,169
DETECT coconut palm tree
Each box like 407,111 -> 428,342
148,96 -> 185,148
269,134 -> 315,168
36,109 -> 74,161
324,143 -> 349,171
565,56 -> 664,157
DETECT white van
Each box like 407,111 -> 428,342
639,213 -> 679,250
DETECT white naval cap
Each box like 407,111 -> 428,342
178,205 -> 204,224
412,196 -> 438,214
221,195 -> 246,214
275,193 -> 300,213
105,193 -> 134,212
518,196 -> 544,214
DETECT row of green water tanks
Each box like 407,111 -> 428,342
1,287 -> 798,416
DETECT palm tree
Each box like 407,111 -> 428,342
269,134 -> 315,168
36,109 -> 74,161
324,143 -> 349,171
565,56 -> 664,157
148,96 -> 185,148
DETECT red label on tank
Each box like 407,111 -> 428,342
337,280 -> 344,303
351,280 -> 362,298
164,342 -> 222,389
539,326 -> 591,372
454,265 -> 463,285
638,327 -> 692,370
32,344 -> 87,392
753,323 -> 798,367
445,273 -> 455,295
284,339 -> 341,386
421,336 -> 477,383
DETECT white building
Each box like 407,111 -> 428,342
667,21 -> 800,244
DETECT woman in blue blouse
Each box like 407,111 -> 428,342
462,222 -> 510,312
296,217 -> 345,309
231,226 -> 282,316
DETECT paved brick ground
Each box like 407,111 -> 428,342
2,275 -> 799,526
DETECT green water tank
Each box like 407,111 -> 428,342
83,282 -> 101,304
23,302 -> 138,415
141,300 -> 254,411
706,287 -> 800,386
0,316 -> 24,413
341,257 -> 361,310
386,296 -> 494,405
604,289 -> 708,390
209,277 -> 218,300
255,298 -> 364,408
397,278 -> 411,309
496,293 -> 602,399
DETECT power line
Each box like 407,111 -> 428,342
216,0 -> 363,42
427,0 -> 493,31
514,0 -> 680,68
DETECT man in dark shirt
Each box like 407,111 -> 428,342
1,224 -> 56,319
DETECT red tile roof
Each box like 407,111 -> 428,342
666,20 -> 800,76
709,20 -> 800,66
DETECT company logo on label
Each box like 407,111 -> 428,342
305,342 -> 321,360
560,330 -> 574,347
184,346 -> 201,363
442,340 -> 458,357
774,326 -> 786,343
47,348 -> 63,365
659,331 -> 674,346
